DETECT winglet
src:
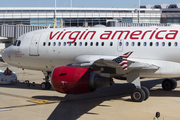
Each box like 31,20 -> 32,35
112,51 -> 133,70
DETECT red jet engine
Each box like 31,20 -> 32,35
51,66 -> 114,94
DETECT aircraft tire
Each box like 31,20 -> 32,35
131,88 -> 145,102
170,78 -> 177,90
46,82 -> 51,90
32,82 -> 36,86
41,82 -> 47,90
141,86 -> 150,101
41,82 -> 51,90
162,78 -> 177,91
26,80 -> 30,87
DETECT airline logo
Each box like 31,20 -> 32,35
49,28 -> 178,43
112,51 -> 133,70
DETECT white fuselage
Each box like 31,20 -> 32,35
2,26 -> 180,78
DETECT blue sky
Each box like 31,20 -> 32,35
0,0 -> 180,8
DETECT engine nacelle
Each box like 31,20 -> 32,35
51,66 -> 114,94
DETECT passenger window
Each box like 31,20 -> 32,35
48,42 -> 51,46
156,42 -> 159,46
17,40 -> 21,46
102,42 -> 104,46
143,42 -> 147,46
74,42 -> 77,46
126,42 -> 129,46
110,42 -> 113,46
138,42 -> 140,46
175,42 -> 178,47
43,42 -> 46,46
119,42 -> 122,46
162,42 -> 165,46
53,42 -> 56,46
96,42 -> 99,46
90,42 -> 93,46
132,42 -> 135,46
168,42 -> 171,46
85,42 -> 88,46
64,42 -> 66,46
150,42 -> 153,46
69,42 -> 71,46
79,42 -> 82,46
13,40 -> 18,46
58,42 -> 61,46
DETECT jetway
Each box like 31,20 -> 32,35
0,24 -> 48,49
0,23 -> 177,39
0,24 -> 48,39
106,20 -> 173,27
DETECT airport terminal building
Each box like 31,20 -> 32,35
0,7 -> 162,27
0,3 -> 180,27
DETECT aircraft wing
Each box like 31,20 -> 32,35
66,52 -> 159,75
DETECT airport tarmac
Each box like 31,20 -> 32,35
1,62 -> 180,120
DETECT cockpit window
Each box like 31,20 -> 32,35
17,40 -> 21,46
13,40 -> 21,46
13,40 -> 18,46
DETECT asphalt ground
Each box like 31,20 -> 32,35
0,62 -> 180,120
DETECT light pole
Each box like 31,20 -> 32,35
53,0 -> 57,28
55,0 -> 56,20
71,0 -> 72,7
138,0 -> 140,23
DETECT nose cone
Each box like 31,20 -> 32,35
2,48 -> 8,62
2,46 -> 12,64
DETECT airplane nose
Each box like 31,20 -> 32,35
2,48 -> 8,62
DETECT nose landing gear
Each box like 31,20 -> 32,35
41,72 -> 51,90
41,81 -> 51,90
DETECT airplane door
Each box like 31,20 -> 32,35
29,33 -> 41,56
117,39 -> 123,52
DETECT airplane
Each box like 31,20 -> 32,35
2,26 -> 180,102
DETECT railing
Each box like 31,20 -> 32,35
106,22 -> 173,27
0,23 -> 178,38
0,24 -> 48,38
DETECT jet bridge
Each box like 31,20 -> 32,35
0,24 -> 48,38
0,24 -> 48,48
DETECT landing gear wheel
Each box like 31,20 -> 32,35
141,86 -> 150,101
131,88 -> 145,102
32,82 -> 36,86
46,82 -> 51,89
41,82 -> 51,90
162,78 -> 177,91
41,82 -> 46,90
170,78 -> 177,89
26,80 -> 30,87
